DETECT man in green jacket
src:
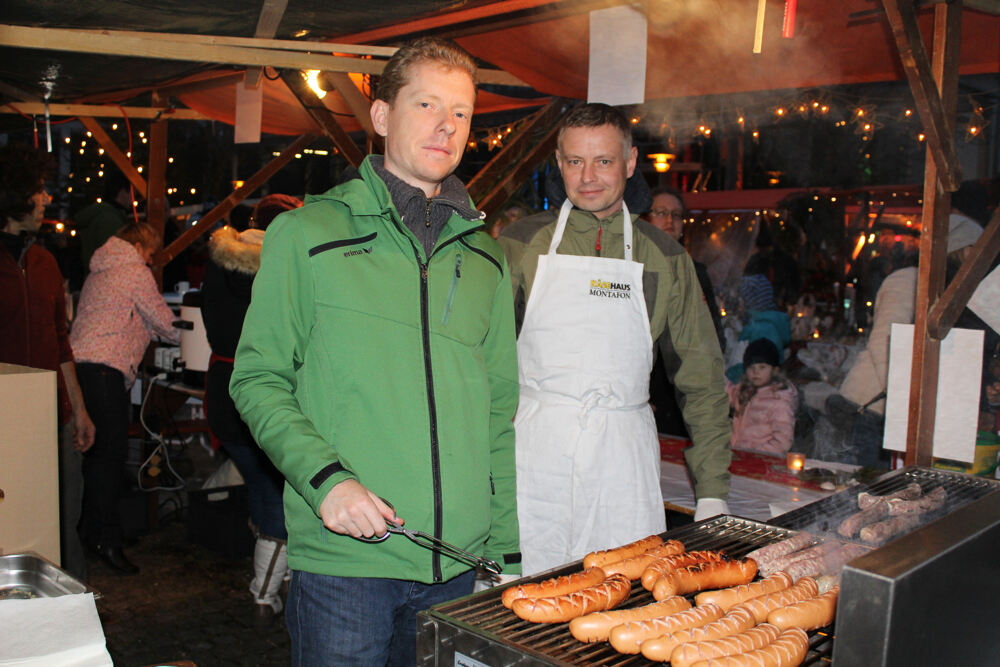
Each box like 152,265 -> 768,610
230,38 -> 520,665
499,103 -> 731,575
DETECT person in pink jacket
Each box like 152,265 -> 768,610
70,222 -> 179,575
727,338 -> 798,456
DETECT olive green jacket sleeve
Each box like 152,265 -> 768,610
655,251 -> 732,501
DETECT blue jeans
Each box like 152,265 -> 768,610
220,439 -> 287,540
286,569 -> 475,666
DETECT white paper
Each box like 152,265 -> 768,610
883,323 -> 983,461
967,264 -> 1000,334
234,80 -> 263,144
0,593 -> 112,665
588,6 -> 647,106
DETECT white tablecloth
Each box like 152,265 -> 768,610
660,460 -> 833,522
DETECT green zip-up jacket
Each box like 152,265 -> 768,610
230,157 -> 521,581
499,206 -> 731,500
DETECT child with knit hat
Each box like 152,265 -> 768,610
727,338 -> 798,455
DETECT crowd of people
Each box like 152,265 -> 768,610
1,35 -> 997,666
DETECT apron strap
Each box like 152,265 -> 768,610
548,200 -> 633,261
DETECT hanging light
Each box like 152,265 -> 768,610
647,153 -> 675,173
303,70 -> 327,99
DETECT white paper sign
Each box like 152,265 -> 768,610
883,323 -> 983,462
967,264 -> 1000,334
234,80 -> 263,144
588,6 -> 647,106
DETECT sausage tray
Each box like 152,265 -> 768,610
416,467 -> 999,666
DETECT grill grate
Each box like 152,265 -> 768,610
424,517 -> 834,666
770,466 -> 999,536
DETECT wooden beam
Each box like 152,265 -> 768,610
338,0 -> 629,43
246,0 -> 290,88
1,102 -> 208,120
927,208 -> 1000,339
0,80 -> 42,102
280,69 -> 364,168
77,117 -> 148,198
880,0 -> 962,191
475,121 -> 560,218
466,100 -> 564,203
156,134 -> 315,266
322,71 -> 380,150
904,1 -> 962,467
0,24 -> 526,87
147,92 -> 169,283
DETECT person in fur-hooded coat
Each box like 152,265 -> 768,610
201,193 -> 301,623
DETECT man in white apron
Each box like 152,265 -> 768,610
499,104 -> 732,575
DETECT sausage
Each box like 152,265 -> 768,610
744,532 -> 813,573
668,623 -> 782,667
887,486 -> 947,515
609,603 -> 724,654
784,543 -> 868,582
601,540 -> 686,580
638,607 -> 756,661
757,541 -> 840,578
694,571 -> 793,610
568,596 -> 691,643
652,559 -> 758,600
857,482 -> 922,509
685,627 -> 809,667
641,551 -> 726,590
767,585 -> 839,631
501,566 -> 606,609
510,573 -> 631,624
730,577 -> 818,623
858,513 -> 922,545
583,534 -> 664,570
837,502 -> 889,538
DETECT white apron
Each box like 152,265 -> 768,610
515,200 -> 666,576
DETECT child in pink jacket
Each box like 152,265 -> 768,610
727,338 -> 798,455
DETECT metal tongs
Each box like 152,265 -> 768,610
356,499 -> 502,575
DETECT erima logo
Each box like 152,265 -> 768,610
589,278 -> 632,299
344,246 -> 373,257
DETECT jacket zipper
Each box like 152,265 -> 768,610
595,225 -> 603,256
414,247 -> 444,582
441,253 -> 462,326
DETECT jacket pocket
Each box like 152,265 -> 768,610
308,232 -> 377,257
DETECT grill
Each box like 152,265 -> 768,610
417,467 -> 1000,665
417,517 -> 834,666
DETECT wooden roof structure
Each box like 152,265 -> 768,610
1,0 -> 999,464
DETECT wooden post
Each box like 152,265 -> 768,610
280,69 -> 364,167
901,2 -> 962,467
78,116 -> 148,198
147,91 -> 169,286
155,134 -> 315,266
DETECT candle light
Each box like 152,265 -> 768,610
786,452 -> 805,472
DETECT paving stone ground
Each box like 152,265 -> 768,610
90,517 -> 291,667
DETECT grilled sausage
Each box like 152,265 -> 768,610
501,567 -> 606,609
887,486 -> 947,515
638,607 -> 756,661
652,559 -> 757,600
729,577 -> 818,623
767,585 -> 839,631
641,551 -> 726,590
744,532 -> 813,572
837,502 -> 889,538
583,534 -> 664,570
858,513 -> 922,545
668,623 -> 782,667
857,482 -> 922,509
609,603 -> 724,654
510,573 -> 631,624
569,596 -> 691,643
601,540 -> 686,580
694,571 -> 793,610
684,627 -> 809,667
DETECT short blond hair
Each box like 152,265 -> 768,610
376,37 -> 477,105
116,221 -> 161,252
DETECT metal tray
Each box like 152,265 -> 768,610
0,552 -> 100,600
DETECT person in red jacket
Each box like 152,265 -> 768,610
0,143 -> 95,579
